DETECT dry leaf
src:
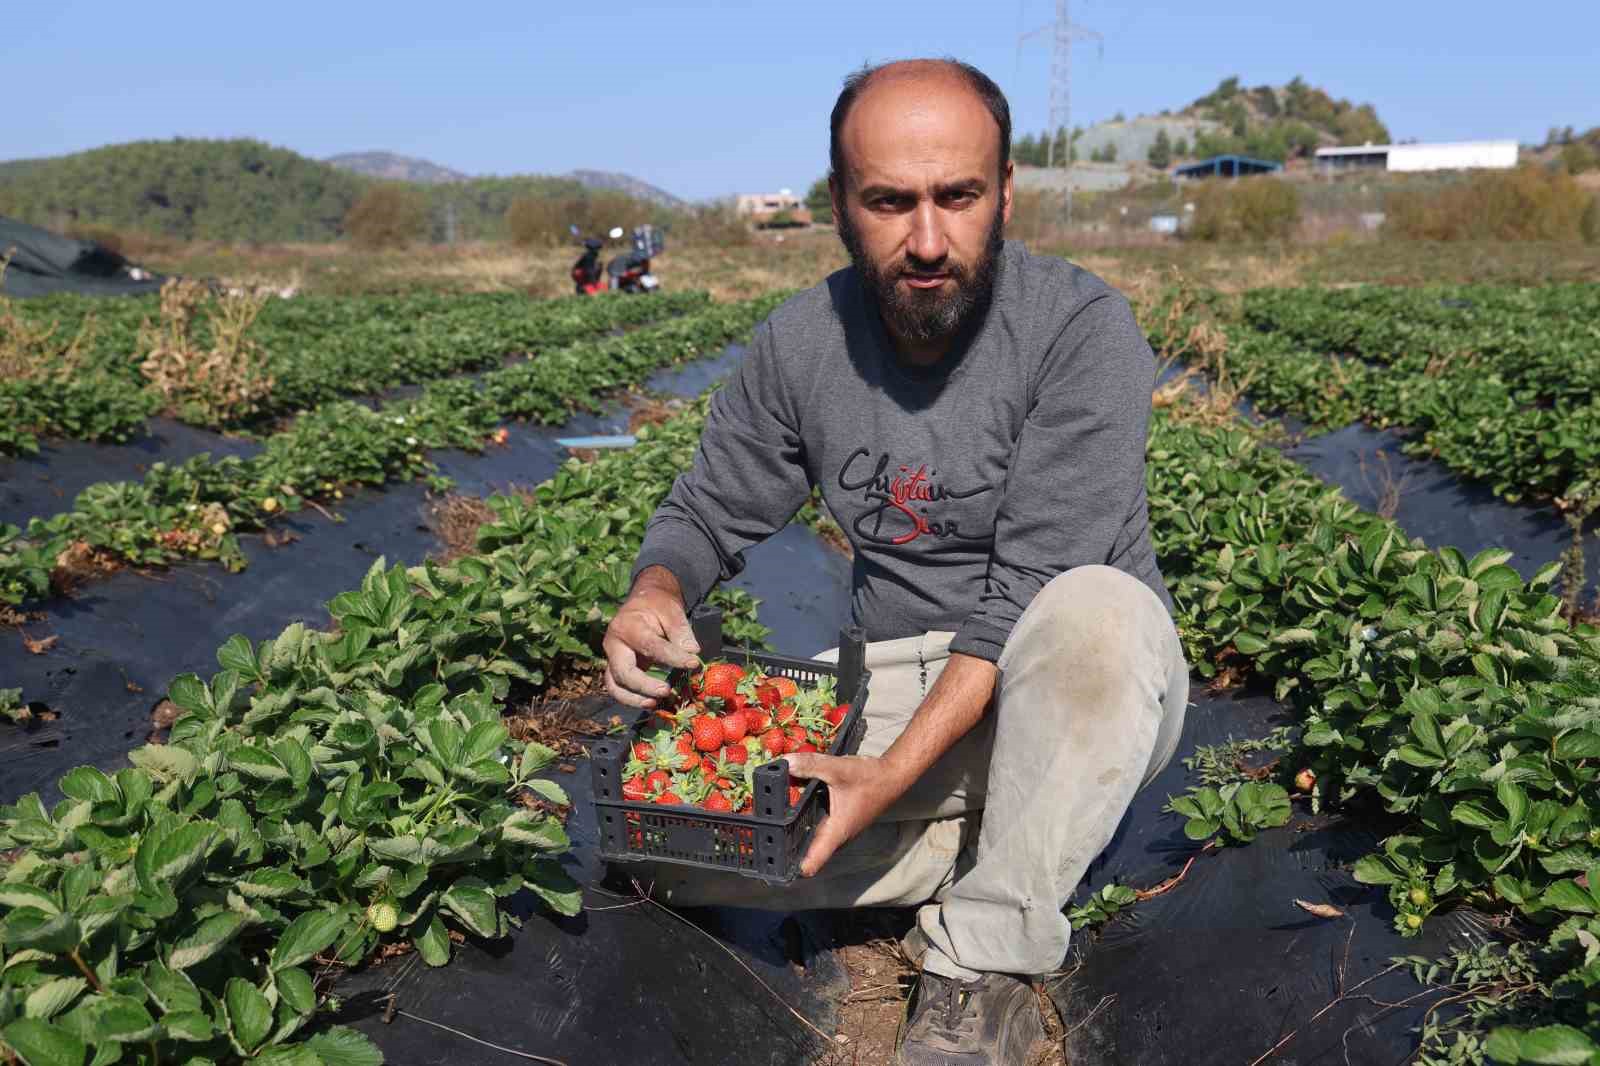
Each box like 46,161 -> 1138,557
22,634 -> 59,655
1293,899 -> 1346,919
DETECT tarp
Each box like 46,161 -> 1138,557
0,214 -> 165,298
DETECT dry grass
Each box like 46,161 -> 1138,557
423,494 -> 497,563
1357,449 -> 1419,520
140,229 -> 849,303
138,279 -> 274,424
0,256 -> 97,381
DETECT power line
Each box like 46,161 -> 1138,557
1018,0 -> 1103,224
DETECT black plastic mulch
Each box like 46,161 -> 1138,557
0,347 -> 742,802
1,418 -> 264,530
0,338 -> 1573,1064
1060,683 -> 1489,1066
1280,419 -> 1599,602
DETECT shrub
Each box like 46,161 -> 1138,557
805,176 -> 833,224
1583,195 -> 1600,245
505,195 -> 568,247
1384,166 -> 1591,241
1148,130 -> 1173,169
343,183 -> 429,249
1187,177 -> 1300,241
1561,141 -> 1597,175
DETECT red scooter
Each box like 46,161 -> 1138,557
569,225 -> 621,296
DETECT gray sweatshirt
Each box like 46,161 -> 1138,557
632,239 -> 1170,662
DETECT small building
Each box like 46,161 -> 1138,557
1172,155 -> 1283,180
1148,214 -> 1180,235
734,190 -> 812,227
1314,140 -> 1518,174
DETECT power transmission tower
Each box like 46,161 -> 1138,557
1018,0 -> 1102,223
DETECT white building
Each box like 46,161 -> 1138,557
1315,140 -> 1518,174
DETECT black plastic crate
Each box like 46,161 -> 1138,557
590,605 -> 869,884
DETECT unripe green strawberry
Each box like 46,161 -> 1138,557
368,901 -> 399,933
1404,913 -> 1422,930
1408,888 -> 1428,906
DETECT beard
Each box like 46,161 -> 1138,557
837,200 -> 1005,349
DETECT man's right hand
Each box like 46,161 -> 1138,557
602,566 -> 702,708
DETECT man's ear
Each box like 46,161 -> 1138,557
1001,160 -> 1014,226
829,173 -> 846,227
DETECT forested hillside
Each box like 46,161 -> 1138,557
0,139 -> 585,242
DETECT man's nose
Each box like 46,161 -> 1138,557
905,201 -> 949,265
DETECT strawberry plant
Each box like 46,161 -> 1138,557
0,293 -> 787,608
1165,781 -> 1292,845
0,288 -> 712,450
1143,281 -> 1600,508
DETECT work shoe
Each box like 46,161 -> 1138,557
897,968 -> 1045,1066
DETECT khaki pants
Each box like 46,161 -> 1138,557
642,565 -> 1189,980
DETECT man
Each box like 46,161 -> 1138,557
603,58 -> 1188,1066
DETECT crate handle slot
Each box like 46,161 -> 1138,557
689,604 -> 725,660
838,625 -> 865,701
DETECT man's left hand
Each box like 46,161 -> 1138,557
786,753 -> 911,878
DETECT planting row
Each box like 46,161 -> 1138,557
1241,283 -> 1600,404
0,286 -> 710,455
0,392 -> 773,1066
1147,282 -> 1600,507
1144,397 -> 1600,1060
0,294 -> 786,609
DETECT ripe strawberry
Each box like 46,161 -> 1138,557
722,743 -> 748,765
761,728 -> 788,758
703,792 -> 733,812
696,662 -> 746,703
795,742 -> 819,754
788,785 -> 803,807
654,791 -> 684,805
784,724 -> 807,752
746,709 -> 773,733
721,712 -> 748,745
770,677 -> 799,701
632,741 -> 654,762
825,703 -> 849,728
622,776 -> 649,802
692,714 -> 725,752
775,703 -> 797,726
755,683 -> 782,710
645,769 -> 671,795
699,755 -> 720,778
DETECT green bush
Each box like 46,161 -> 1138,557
1186,177 -> 1300,241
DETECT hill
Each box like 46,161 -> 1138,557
325,150 -> 470,184
1014,76 -> 1391,168
0,139 -> 588,242
326,152 -> 685,207
565,169 -> 684,208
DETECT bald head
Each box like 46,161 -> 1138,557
829,58 -> 1012,187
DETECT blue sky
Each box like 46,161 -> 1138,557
11,0 -> 1598,201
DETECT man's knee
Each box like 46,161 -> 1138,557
996,565 -> 1176,724
1005,566 -> 1161,666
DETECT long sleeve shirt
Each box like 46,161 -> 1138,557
631,239 -> 1170,662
